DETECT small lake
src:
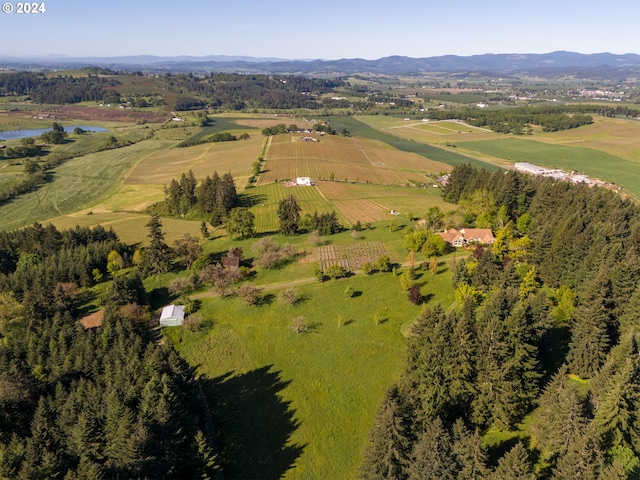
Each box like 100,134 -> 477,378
0,125 -> 109,141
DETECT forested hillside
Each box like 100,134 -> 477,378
0,224 -> 220,479
360,166 -> 640,479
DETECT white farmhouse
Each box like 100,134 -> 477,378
296,177 -> 313,186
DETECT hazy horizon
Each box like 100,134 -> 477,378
1,0 -> 638,60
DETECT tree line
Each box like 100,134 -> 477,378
423,104 -> 597,134
360,165 -> 640,478
160,73 -> 345,110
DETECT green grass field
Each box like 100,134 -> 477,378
171,254 -> 456,479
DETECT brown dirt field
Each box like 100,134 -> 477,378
7,105 -> 169,124
234,118 -> 315,129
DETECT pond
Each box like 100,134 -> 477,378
0,125 -> 108,141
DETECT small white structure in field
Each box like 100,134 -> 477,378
296,177 -> 313,186
159,305 -> 185,327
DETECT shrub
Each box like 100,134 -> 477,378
344,286 -> 355,298
279,287 -> 299,305
362,262 -> 375,275
326,264 -> 348,279
408,284 -> 421,305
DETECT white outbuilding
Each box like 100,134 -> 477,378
159,305 -> 185,327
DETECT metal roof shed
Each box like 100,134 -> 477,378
159,305 -> 185,327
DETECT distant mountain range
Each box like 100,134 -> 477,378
2,51 -> 640,76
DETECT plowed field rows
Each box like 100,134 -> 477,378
318,241 -> 388,272
258,134 -> 432,186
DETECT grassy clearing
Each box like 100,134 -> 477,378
173,261 -> 455,479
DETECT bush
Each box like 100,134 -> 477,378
326,264 -> 348,280
278,287 -> 299,305
362,262 -> 375,275
344,286 -> 356,298
408,284 -> 421,305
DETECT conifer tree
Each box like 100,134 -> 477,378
489,442 -> 535,480
277,194 -> 302,235
359,386 -> 411,480
405,417 -> 456,480
451,419 -> 489,480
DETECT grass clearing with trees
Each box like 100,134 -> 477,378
172,262 -> 456,479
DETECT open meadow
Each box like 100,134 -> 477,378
161,224 -> 458,479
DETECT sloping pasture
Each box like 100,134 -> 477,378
125,136 -> 262,189
0,140 -> 173,231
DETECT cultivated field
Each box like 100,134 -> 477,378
0,140 -> 173,231
355,115 -> 501,145
258,133 -> 449,186
125,136 -> 263,189
246,180 -> 452,232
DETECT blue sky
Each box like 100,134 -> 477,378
1,0 -> 638,59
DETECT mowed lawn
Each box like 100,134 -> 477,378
456,137 -> 640,197
173,264 -> 456,479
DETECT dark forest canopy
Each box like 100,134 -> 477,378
0,223 -> 221,479
360,165 -> 640,479
0,72 -> 120,104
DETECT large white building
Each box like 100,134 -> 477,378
514,162 -> 557,176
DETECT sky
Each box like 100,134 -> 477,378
1,0 -> 638,60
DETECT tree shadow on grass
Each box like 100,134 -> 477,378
200,366 -> 305,479
238,192 -> 268,208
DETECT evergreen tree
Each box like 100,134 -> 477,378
405,417 -> 457,480
359,386 -> 411,480
451,419 -> 489,479
531,367 -> 590,467
278,194 -> 302,235
140,213 -> 172,276
489,442 -> 535,480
